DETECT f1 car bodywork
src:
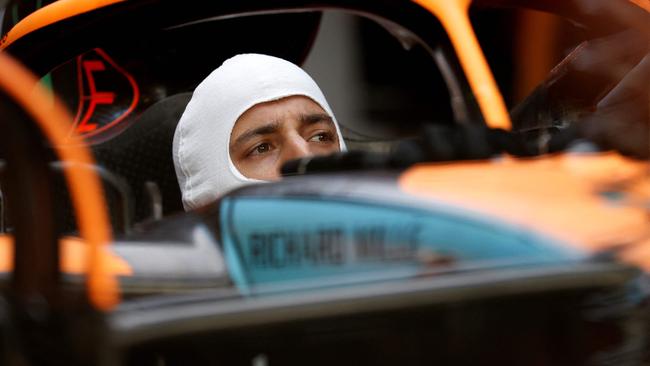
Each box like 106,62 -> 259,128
0,0 -> 648,365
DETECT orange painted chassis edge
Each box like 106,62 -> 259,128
0,0 -> 125,49
0,53 -> 119,310
0,235 -> 132,275
413,0 -> 511,130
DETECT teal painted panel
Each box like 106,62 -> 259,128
220,197 -> 585,291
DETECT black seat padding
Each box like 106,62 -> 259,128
92,93 -> 192,224
50,162 -> 135,234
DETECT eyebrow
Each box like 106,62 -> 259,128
232,121 -> 280,149
301,113 -> 333,125
231,113 -> 335,150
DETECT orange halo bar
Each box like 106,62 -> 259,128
0,0 -> 125,50
413,0 -> 512,130
0,52 -> 119,310
630,0 -> 650,12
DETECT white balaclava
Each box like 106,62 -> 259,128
173,53 -> 347,211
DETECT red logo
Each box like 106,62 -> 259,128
70,48 -> 140,139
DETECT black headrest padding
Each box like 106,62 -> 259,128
93,92 -> 192,223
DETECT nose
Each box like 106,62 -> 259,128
281,134 -> 311,163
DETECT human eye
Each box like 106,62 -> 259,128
308,132 -> 334,143
248,142 -> 274,156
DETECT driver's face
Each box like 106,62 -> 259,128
229,95 -> 340,180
